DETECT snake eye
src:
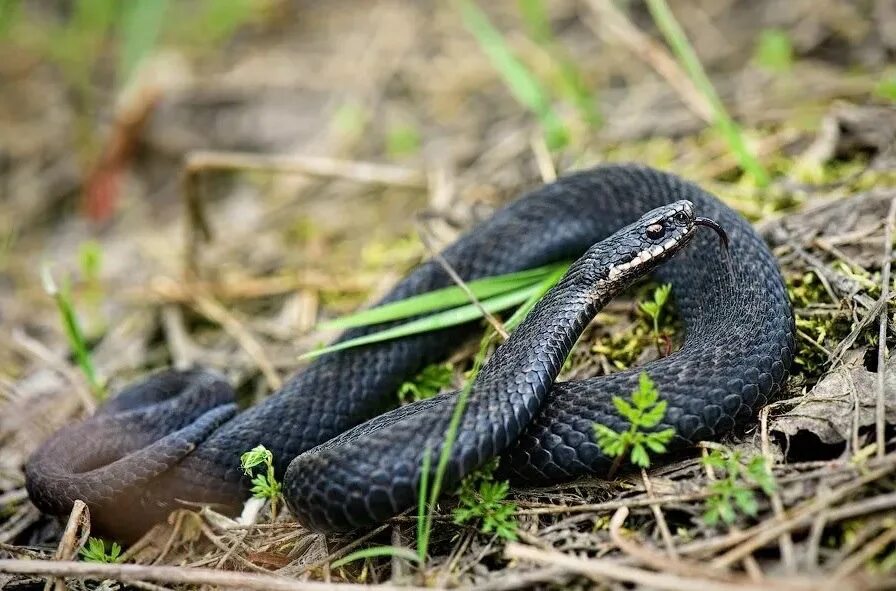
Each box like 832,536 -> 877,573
673,211 -> 688,224
645,223 -> 665,240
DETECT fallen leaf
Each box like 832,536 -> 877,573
771,351 -> 896,444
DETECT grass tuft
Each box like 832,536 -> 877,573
117,0 -> 169,85
646,0 -> 770,187
398,363 -> 454,404
459,0 -> 569,150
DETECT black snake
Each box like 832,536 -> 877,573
25,164 -> 795,541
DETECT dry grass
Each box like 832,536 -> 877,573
2,0 -> 896,589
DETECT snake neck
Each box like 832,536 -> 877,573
476,271 -> 608,393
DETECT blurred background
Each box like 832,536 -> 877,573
2,0 -> 896,551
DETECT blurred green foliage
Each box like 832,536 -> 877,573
0,0 -> 264,160
754,29 -> 794,73
386,121 -> 422,158
517,0 -> 601,128
0,0 -> 263,95
460,0 -> 570,150
646,0 -> 770,187
460,0 -> 605,151
875,71 -> 896,102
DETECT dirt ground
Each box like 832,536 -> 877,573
3,0 -> 896,589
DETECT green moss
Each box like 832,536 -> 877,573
398,363 -> 454,404
787,271 -> 856,378
590,282 -> 681,371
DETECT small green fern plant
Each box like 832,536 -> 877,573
594,372 -> 675,472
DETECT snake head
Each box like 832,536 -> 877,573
586,199 -> 725,287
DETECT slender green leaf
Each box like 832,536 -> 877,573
319,263 -> 566,331
646,0 -> 769,186
420,331 -> 491,559
460,0 -> 569,149
517,0 -> 551,43
517,0 -> 601,127
302,285 -> 542,360
118,0 -> 169,85
331,546 -> 421,568
41,266 -> 103,398
416,447 -> 431,561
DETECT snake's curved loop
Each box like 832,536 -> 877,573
25,165 -> 795,540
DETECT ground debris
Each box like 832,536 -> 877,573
771,349 -> 896,444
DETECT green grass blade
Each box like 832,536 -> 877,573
301,286 -> 542,360
118,0 -> 169,85
419,263 -> 570,554
517,0 -> 601,128
0,0 -> 21,38
417,447 -> 432,561
330,546 -> 421,568
319,263 -> 566,331
41,266 -> 103,398
645,0 -> 769,187
459,0 -> 569,149
420,330 -> 491,559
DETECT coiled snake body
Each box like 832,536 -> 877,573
26,165 -> 795,540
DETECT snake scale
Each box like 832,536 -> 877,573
25,164 -> 795,541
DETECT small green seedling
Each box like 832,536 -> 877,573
702,449 -> 776,526
41,265 -> 104,398
398,363 -> 453,404
79,537 -> 122,563
453,460 -> 518,541
594,372 -> 675,470
638,283 -> 672,352
240,445 -> 283,518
